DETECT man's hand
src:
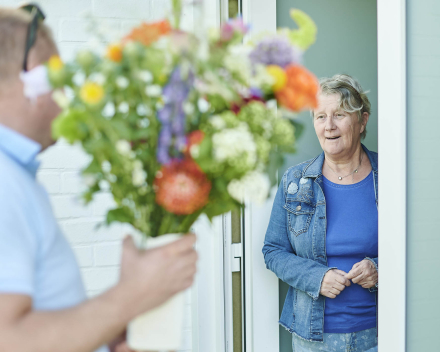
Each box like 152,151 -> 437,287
320,269 -> 351,299
346,259 -> 378,289
119,234 -> 198,319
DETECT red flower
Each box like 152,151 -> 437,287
184,130 -> 205,158
154,159 -> 211,215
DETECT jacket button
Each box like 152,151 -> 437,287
296,205 -> 302,211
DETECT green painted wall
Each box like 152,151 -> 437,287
406,0 -> 440,350
276,1 -> 377,350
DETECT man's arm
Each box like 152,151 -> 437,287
0,235 -> 197,352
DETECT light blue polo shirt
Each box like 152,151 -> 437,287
0,124 -> 109,352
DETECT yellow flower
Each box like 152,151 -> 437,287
80,82 -> 104,105
266,65 -> 287,92
48,55 -> 64,71
106,43 -> 123,63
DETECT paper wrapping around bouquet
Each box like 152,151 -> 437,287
127,234 -> 185,351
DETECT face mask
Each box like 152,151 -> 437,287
19,65 -> 51,102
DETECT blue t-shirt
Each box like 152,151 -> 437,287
322,172 -> 378,333
0,124 -> 108,352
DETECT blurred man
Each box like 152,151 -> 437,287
0,6 -> 198,352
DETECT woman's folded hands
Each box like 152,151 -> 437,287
346,259 -> 378,289
320,269 -> 351,299
320,259 -> 378,298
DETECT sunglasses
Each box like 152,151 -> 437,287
20,3 -> 46,72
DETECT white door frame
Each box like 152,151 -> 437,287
377,0 -> 407,351
244,1 -> 409,351
241,1 -> 280,352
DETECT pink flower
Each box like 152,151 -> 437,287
220,17 -> 249,42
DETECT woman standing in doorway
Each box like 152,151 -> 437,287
262,74 -> 378,352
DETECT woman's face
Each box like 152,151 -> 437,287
313,93 -> 367,159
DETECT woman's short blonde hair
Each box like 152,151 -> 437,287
0,8 -> 56,87
317,74 -> 371,140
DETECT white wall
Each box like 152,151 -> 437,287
0,1 -> 214,351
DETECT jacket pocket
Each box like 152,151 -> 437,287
284,200 -> 315,237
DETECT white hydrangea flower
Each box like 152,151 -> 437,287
212,124 -> 257,167
83,174 -> 97,187
72,71 -> 86,86
116,140 -> 131,156
197,98 -> 210,113
132,160 -> 147,186
101,160 -> 112,173
227,171 -> 271,204
116,76 -> 129,89
224,45 -> 253,82
138,70 -> 153,83
137,118 -> 150,128
210,115 -> 226,130
102,102 -> 116,119
52,90 -> 70,109
133,160 -> 143,170
145,85 -> 162,97
99,180 -> 110,191
118,102 -> 130,114
183,102 -> 195,115
136,104 -> 151,116
89,72 -> 106,85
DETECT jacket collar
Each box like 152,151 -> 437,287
303,144 -> 377,178
0,123 -> 42,176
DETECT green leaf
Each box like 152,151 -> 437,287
291,120 -> 304,140
204,200 -> 240,221
52,109 -> 90,143
106,206 -> 134,225
288,9 -> 317,51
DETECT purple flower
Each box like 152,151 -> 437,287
157,67 -> 193,164
157,146 -> 171,164
249,87 -> 263,99
249,36 -> 302,68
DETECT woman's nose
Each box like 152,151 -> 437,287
325,116 -> 336,131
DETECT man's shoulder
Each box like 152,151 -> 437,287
0,152 -> 34,198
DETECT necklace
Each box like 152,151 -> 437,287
326,152 -> 364,181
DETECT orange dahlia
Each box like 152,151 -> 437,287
275,64 -> 319,112
154,159 -> 211,215
124,20 -> 172,46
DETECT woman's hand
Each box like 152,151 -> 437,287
346,259 -> 378,288
320,269 -> 351,298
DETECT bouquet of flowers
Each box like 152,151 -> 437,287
47,2 -> 319,238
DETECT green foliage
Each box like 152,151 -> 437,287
106,206 -> 135,225
52,109 -> 90,143
287,9 -> 317,51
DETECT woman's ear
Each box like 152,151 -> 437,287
360,112 -> 369,133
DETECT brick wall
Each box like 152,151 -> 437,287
0,1 -> 195,350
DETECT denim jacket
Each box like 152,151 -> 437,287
262,144 -> 378,342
